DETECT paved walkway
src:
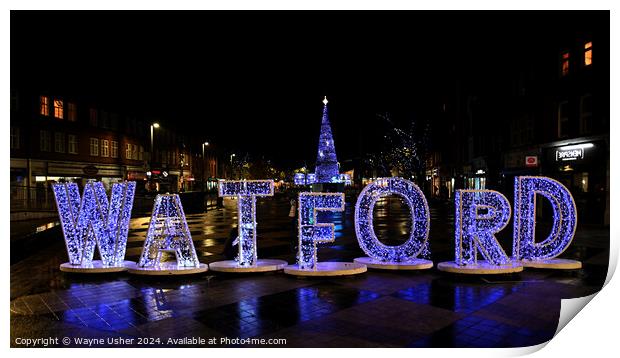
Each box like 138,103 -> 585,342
10,196 -> 608,347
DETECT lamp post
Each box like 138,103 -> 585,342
230,153 -> 236,179
149,123 -> 160,190
202,141 -> 209,191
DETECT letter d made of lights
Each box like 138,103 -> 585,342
512,176 -> 580,269
53,181 -> 136,273
127,194 -> 208,275
284,192 -> 367,276
209,180 -> 288,272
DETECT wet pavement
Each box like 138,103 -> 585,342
10,193 -> 609,348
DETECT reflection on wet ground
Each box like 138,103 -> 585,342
10,195 -> 608,347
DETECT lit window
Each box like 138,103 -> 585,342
90,138 -> 99,156
132,144 -> 138,160
68,102 -> 77,122
54,132 -> 65,153
68,135 -> 78,154
39,130 -> 51,152
125,143 -> 132,159
558,101 -> 569,138
584,41 -> 592,66
40,96 -> 49,116
139,146 -> 144,161
89,108 -> 98,126
10,127 -> 19,149
561,51 -> 570,76
53,99 -> 64,119
101,139 -> 110,157
111,141 -> 118,158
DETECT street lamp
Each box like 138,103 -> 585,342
203,142 -> 210,190
230,153 -> 236,179
148,123 -> 160,192
150,122 -> 160,165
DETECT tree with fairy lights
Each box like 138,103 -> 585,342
374,112 -> 430,183
315,96 -> 340,183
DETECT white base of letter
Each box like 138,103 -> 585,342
284,261 -> 367,277
437,260 -> 523,274
209,259 -> 288,273
59,260 -> 135,273
354,257 -> 433,270
126,262 -> 208,275
521,258 -> 582,269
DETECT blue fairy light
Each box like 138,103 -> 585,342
218,180 -> 274,266
455,190 -> 512,265
297,192 -> 345,270
513,176 -> 578,261
354,177 -> 430,262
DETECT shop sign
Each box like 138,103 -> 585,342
525,156 -> 538,167
82,165 -> 99,176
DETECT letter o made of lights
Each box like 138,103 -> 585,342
354,177 -> 430,262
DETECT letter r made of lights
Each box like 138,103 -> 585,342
139,194 -> 200,268
455,190 -> 511,265
53,181 -> 136,267
298,192 -> 345,270
513,176 -> 577,261
354,177 -> 430,262
218,180 -> 274,267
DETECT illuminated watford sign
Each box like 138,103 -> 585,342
52,176 -> 581,277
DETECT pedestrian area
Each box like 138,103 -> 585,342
10,198 -> 608,347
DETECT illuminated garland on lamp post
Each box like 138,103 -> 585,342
513,176 -> 580,269
53,181 -> 136,273
437,190 -> 524,274
353,177 -> 433,270
209,180 -> 288,272
284,192 -> 367,276
127,194 -> 208,275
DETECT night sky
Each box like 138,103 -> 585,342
10,11 -> 607,169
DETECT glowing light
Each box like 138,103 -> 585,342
455,190 -> 512,265
152,122 -> 160,129
307,173 -> 316,184
138,194 -> 200,268
297,192 -> 345,270
315,97 -> 340,183
323,96 -> 328,105
218,180 -> 274,266
52,181 -> 136,267
355,177 -> 430,262
513,176 -> 577,261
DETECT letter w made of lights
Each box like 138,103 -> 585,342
438,190 -> 523,274
133,194 -> 207,274
53,181 -> 136,272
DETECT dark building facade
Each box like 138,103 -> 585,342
10,89 -> 221,213
426,20 -> 609,225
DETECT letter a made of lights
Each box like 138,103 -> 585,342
53,181 -> 136,273
129,194 -> 207,275
284,192 -> 367,276
209,180 -> 288,272
438,190 -> 523,274
513,176 -> 581,269
353,177 -> 433,270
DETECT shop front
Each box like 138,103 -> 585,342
541,136 -> 609,225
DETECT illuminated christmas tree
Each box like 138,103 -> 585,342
315,96 -> 340,183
